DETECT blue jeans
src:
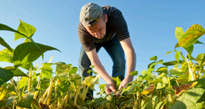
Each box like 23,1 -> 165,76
78,36 -> 125,96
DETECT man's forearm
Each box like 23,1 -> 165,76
124,49 -> 136,82
92,62 -> 113,84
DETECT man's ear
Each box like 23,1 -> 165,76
105,14 -> 108,22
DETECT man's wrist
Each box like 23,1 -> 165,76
124,75 -> 133,82
105,77 -> 113,84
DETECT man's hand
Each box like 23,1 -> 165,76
105,81 -> 116,95
117,77 -> 132,98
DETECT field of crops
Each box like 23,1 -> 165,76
0,20 -> 205,109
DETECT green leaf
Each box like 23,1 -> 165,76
0,23 -> 33,41
163,60 -> 182,66
196,53 -> 205,66
82,76 -> 93,87
175,24 -> 205,48
195,40 -> 204,45
130,71 -> 138,76
89,65 -> 95,68
3,66 -> 28,77
141,70 -> 147,76
180,50 -> 185,60
56,63 -> 72,74
175,51 -> 180,63
156,82 -> 166,89
0,101 -> 6,108
150,56 -> 157,61
39,63 -> 52,79
169,68 -> 185,76
0,48 -> 13,63
69,67 -> 78,74
155,67 -> 168,73
195,78 -> 205,89
17,94 -> 33,108
165,50 -> 177,55
0,23 -> 19,33
162,77 -> 169,84
175,27 -> 184,41
13,42 -> 60,67
14,20 -> 36,41
91,75 -> 100,85
0,37 -> 12,52
170,88 -> 205,109
17,77 -> 28,90
148,61 -> 155,69
157,59 -> 163,65
21,62 -> 33,70
177,74 -> 188,84
155,101 -> 163,109
149,79 -> 163,84
99,84 -> 106,95
158,73 -> 166,79
184,45 -> 193,57
0,68 -> 14,86
113,76 -> 122,89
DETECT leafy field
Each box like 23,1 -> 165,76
0,20 -> 205,109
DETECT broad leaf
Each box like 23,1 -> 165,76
169,68 -> 185,76
56,63 -> 72,74
82,76 -> 93,87
0,23 -> 32,40
170,88 -> 204,109
180,50 -> 185,60
195,78 -> 205,89
175,27 -> 184,41
155,67 -> 168,73
0,48 -> 13,63
165,50 -> 177,55
3,66 -> 28,77
91,75 -> 100,85
163,60 -> 182,66
17,94 -> 33,108
13,42 -> 60,67
195,40 -> 204,45
69,67 -> 78,74
0,68 -> 13,86
130,71 -> 138,76
175,24 -> 205,48
196,53 -> 205,66
21,62 -> 33,70
177,74 -> 188,84
17,77 -> 28,90
150,56 -> 157,61
184,45 -> 193,57
14,20 -> 36,41
149,79 -> 162,84
141,84 -> 155,95
0,37 -> 12,51
39,63 -> 53,79
158,73 -> 166,79
162,77 -> 169,84
175,51 -> 180,63
156,82 -> 166,89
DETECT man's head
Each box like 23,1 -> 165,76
80,3 -> 107,39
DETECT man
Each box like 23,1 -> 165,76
78,2 -> 136,97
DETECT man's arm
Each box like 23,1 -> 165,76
120,37 -> 136,84
86,49 -> 111,82
86,49 -> 116,94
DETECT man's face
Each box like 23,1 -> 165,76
85,14 -> 107,39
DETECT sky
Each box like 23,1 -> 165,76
0,0 -> 205,97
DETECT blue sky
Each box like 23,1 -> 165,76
1,0 -> 205,97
